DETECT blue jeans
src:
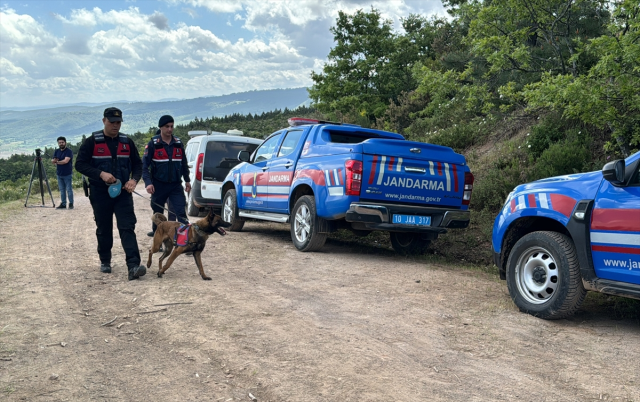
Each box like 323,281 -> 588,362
57,174 -> 74,205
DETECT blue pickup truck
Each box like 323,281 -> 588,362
493,151 -> 640,319
220,118 -> 475,254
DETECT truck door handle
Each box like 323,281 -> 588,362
284,162 -> 293,168
405,167 -> 426,173
262,166 -> 269,171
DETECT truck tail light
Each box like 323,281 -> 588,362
345,160 -> 363,196
462,171 -> 474,206
195,153 -> 204,181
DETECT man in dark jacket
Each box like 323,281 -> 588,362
142,115 -> 191,236
75,107 -> 147,281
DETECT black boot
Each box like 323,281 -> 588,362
56,204 -> 66,210
68,203 -> 74,209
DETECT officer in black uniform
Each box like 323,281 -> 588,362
75,107 -> 147,281
142,115 -> 191,236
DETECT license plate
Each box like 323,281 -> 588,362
392,214 -> 431,226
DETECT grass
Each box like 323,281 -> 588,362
581,292 -> 640,321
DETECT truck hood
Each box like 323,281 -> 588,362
515,170 -> 603,199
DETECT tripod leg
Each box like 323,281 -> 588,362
41,160 -> 56,207
37,157 -> 45,206
24,156 -> 38,207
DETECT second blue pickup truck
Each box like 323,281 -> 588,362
220,117 -> 474,253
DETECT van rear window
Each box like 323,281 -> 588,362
325,130 -> 382,144
203,142 -> 259,181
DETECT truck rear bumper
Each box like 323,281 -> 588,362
345,202 -> 469,233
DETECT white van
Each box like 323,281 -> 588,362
184,130 -> 263,216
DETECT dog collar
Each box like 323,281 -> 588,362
192,224 -> 211,236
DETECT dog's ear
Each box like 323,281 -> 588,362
208,207 -> 214,221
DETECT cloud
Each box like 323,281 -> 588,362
0,8 -> 59,48
182,7 -> 198,18
0,57 -> 27,75
148,11 -> 169,30
61,35 -> 92,55
169,0 -> 243,14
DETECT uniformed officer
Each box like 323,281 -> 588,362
75,107 -> 147,281
142,115 -> 191,236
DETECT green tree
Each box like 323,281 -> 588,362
309,9 -> 442,123
523,0 -> 640,155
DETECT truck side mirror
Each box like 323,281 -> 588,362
238,150 -> 251,162
602,159 -> 625,185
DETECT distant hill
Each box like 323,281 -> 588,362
0,88 -> 310,156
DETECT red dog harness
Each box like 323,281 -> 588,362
174,224 -> 191,247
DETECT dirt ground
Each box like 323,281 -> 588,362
1,187 -> 639,402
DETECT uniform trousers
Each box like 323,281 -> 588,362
89,186 -> 141,269
150,181 -> 188,232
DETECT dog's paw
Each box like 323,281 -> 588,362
202,276 -> 212,280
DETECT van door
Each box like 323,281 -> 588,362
267,129 -> 305,213
590,160 -> 640,285
238,133 -> 282,211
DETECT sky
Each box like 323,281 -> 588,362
0,0 -> 446,109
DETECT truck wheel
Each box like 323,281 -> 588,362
291,195 -> 327,252
187,192 -> 200,217
222,189 -> 245,231
389,232 -> 431,255
506,231 -> 587,320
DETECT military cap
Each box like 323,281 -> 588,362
104,107 -> 123,122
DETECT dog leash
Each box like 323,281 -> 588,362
132,190 -> 190,225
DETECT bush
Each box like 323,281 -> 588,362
529,138 -> 591,181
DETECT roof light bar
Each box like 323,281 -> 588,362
288,117 -> 320,126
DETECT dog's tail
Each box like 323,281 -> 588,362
152,213 -> 168,226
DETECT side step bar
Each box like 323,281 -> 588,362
239,210 -> 290,223
584,278 -> 640,301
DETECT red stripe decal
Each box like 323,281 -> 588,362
510,199 -> 516,213
368,155 -> 378,184
338,168 -> 343,185
388,157 -> 395,171
295,169 -> 325,186
592,245 -> 640,255
528,193 -> 537,208
329,171 -> 335,186
591,209 -> 640,232
452,164 -> 458,192
549,193 -> 576,218
437,162 -> 442,176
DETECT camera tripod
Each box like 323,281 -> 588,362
24,148 -> 55,208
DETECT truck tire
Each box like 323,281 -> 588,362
187,191 -> 200,217
389,232 -> 431,255
222,189 -> 245,231
291,195 -> 327,252
506,231 -> 587,320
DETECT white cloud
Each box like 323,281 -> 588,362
0,57 -> 27,75
0,8 -> 59,48
169,0 -> 243,14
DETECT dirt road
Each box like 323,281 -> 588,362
1,188 -> 639,401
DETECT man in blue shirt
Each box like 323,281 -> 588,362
52,136 -> 74,210
142,115 -> 191,236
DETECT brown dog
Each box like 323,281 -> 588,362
147,209 -> 231,280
